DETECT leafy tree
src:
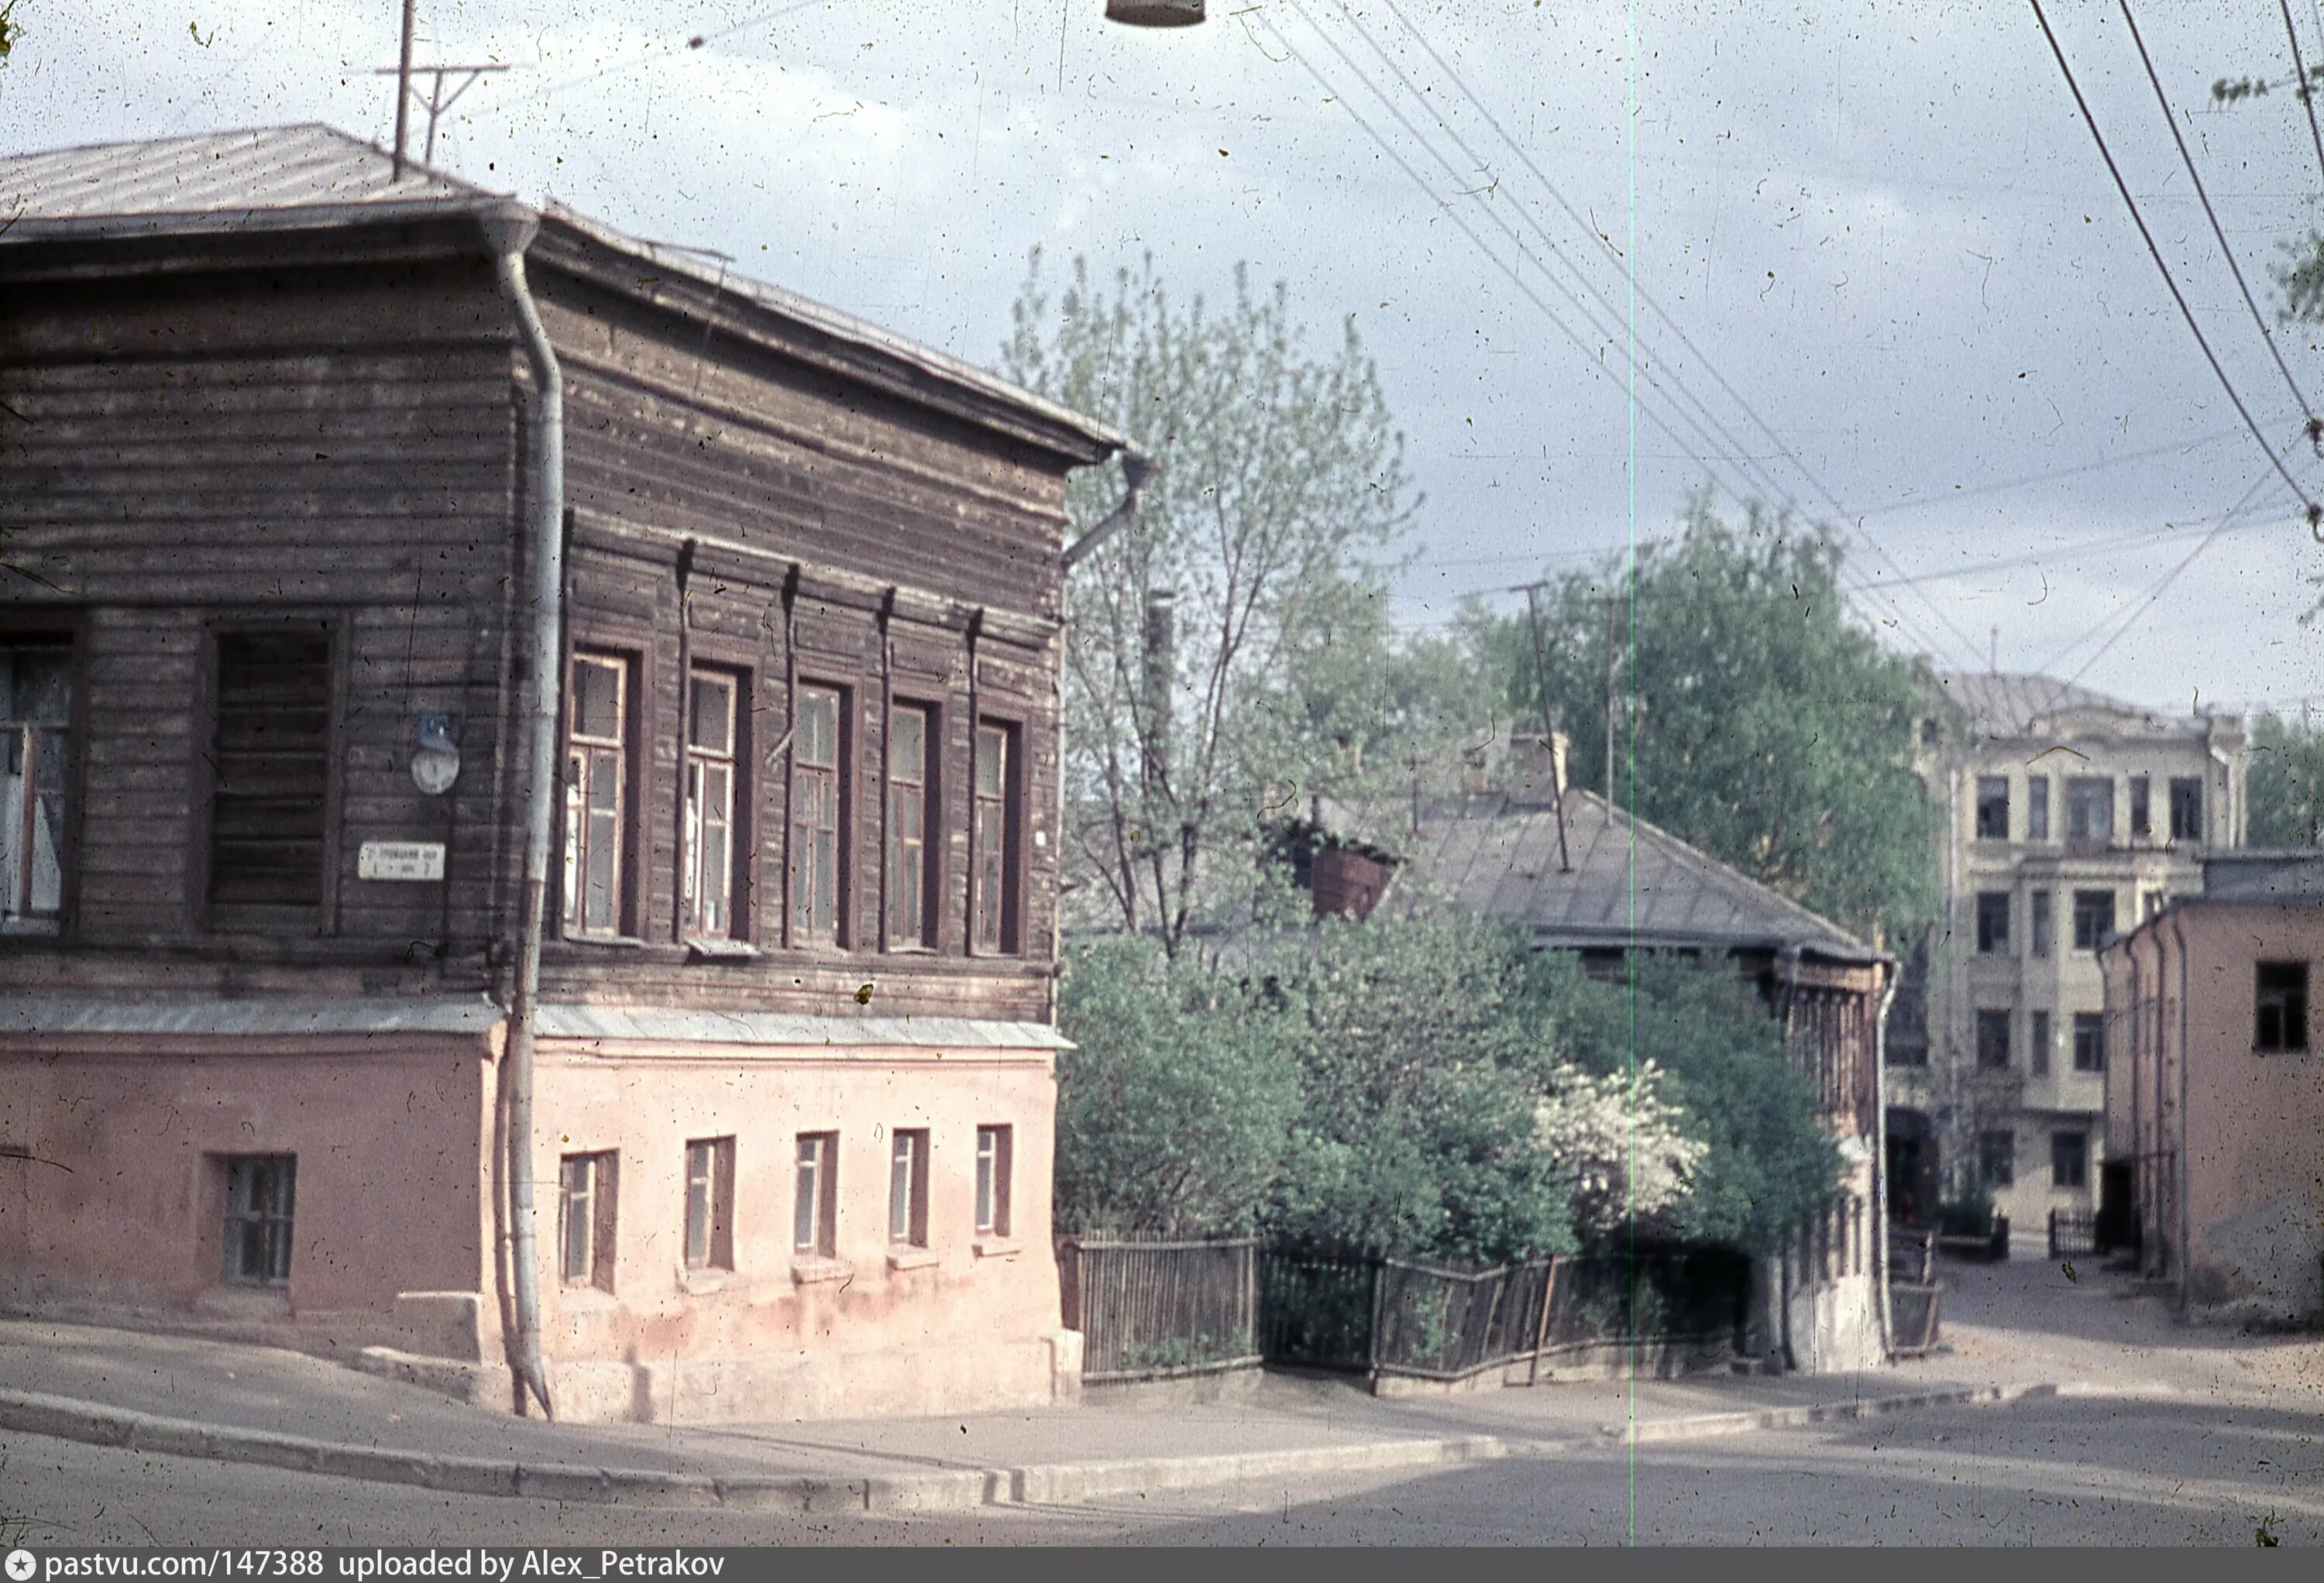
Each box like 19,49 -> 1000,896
1473,499 -> 1937,944
1001,252 -> 1417,953
2246,710 -> 2324,846
1052,934 -> 1300,1236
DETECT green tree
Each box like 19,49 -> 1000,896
1001,253 -> 1417,953
2245,710 -> 2324,846
1052,934 -> 1301,1235
1476,499 -> 1937,944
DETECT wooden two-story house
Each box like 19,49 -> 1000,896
0,125 -> 1137,1423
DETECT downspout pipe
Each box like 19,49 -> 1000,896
1776,943 -> 1805,1372
1873,955 -> 1899,1358
2168,905 -> 2192,1315
484,204 -> 559,1420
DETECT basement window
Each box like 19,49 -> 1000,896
221,1154 -> 296,1287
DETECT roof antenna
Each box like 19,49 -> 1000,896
376,1 -> 512,179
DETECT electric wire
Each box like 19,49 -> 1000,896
2284,0 -> 2324,195
2029,0 -> 2322,522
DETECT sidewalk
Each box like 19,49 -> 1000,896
0,1288 -> 2085,1513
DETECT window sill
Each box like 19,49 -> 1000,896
560,933 -> 650,951
886,1248 -> 939,1272
684,937 -> 759,964
556,1282 -> 621,1310
790,1256 -> 854,1286
972,1238 -> 1021,1260
677,1265 -> 737,1295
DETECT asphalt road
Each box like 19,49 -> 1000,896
5,1392 -> 2317,1547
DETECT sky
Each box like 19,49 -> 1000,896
6,0 -> 2324,716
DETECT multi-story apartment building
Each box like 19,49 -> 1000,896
1888,673 -> 2246,1245
0,127 -> 1134,1423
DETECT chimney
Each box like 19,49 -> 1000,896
1508,731 -> 1568,807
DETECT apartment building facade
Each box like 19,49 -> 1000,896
0,127 -> 1132,1423
1889,673 -> 2247,1242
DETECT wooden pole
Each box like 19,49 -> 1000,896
1527,1255 -> 1560,1386
392,0 -> 416,182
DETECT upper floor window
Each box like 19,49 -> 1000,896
2030,890 -> 2054,959
2071,888 -> 2116,952
790,686 -> 844,946
2257,961 -> 2309,1052
2064,778 -> 2113,847
2,638 -> 70,930
972,719 -> 1023,955
2072,1012 -> 2106,1073
1975,1008 -> 2012,1070
2168,777 -> 2203,842
2029,1009 -> 2052,1077
885,703 -> 937,950
210,629 -> 332,922
2026,774 -> 2050,841
683,669 -> 741,940
2129,775 -> 2151,837
563,651 -> 631,938
1975,776 -> 2009,840
1975,891 -> 2011,955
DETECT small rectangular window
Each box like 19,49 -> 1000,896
2029,1010 -> 2051,1077
2,637 -> 71,929
563,652 -> 631,938
2128,774 -> 2151,838
1976,1008 -> 2012,1071
1978,1129 -> 2016,1189
1975,776 -> 2010,840
683,671 -> 741,940
885,704 -> 937,949
2169,777 -> 2204,841
975,1125 -> 1012,1238
972,720 -> 1022,954
2030,890 -> 2054,959
2026,775 -> 2050,841
211,629 -> 332,918
793,1132 -> 837,1256
559,1151 -> 618,1289
2072,1012 -> 2106,1073
2071,889 -> 2116,952
221,1154 -> 296,1286
2257,961 -> 2309,1052
1975,891 -> 2011,955
2065,778 -> 2113,847
791,687 -> 844,946
683,1136 -> 735,1272
888,1128 -> 929,1248
2051,1131 -> 2089,1191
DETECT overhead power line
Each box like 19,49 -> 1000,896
2029,0 -> 2323,526
2284,0 -> 2324,194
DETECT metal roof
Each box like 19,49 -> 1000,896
0,125 -> 1129,462
0,993 -> 1067,1049
1362,788 -> 1882,965
2196,851 -> 2324,906
1931,671 -> 2178,738
0,124 -> 488,223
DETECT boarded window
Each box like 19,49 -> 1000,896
791,687 -> 843,946
563,652 -> 630,937
972,719 -> 1022,955
210,630 -> 332,916
885,704 -> 937,949
2257,961 -> 2309,1052
2,638 -> 70,928
683,670 -> 740,939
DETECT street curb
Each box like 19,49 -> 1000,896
1593,1380 -> 2065,1443
0,1379 -> 2070,1513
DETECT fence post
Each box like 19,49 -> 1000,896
1366,1255 -> 1384,1375
1527,1255 -> 1560,1386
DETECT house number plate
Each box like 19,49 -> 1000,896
358,841 -> 446,882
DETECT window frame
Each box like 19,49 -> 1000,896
682,1135 -> 737,1272
788,682 -> 849,949
1,624 -> 79,936
558,1150 -> 619,1291
975,1124 -> 1013,1238
2128,774 -> 2151,838
971,716 -> 1025,956
888,1128 -> 930,1249
2064,776 -> 2114,849
883,699 -> 940,952
681,665 -> 747,943
2026,774 -> 2050,841
562,647 -> 640,941
2071,888 -> 2116,953
1974,891 -> 2011,956
2257,960 -> 2310,1053
2051,1130 -> 2089,1191
2071,1011 -> 2106,1073
1974,776 -> 2010,841
2029,1009 -> 2051,1077
793,1131 -> 837,1257
219,1153 -> 297,1288
2030,889 -> 2054,959
1978,1129 -> 2016,1189
2168,776 -> 2204,842
1975,1008 -> 2012,1071
201,620 -> 341,933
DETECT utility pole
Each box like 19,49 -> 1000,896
1521,581 -> 1573,873
1603,590 -> 1618,822
392,0 -> 414,182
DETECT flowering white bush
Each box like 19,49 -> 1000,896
1533,1061 -> 1707,1240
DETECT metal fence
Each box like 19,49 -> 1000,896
2047,1207 -> 2098,1259
1057,1234 -> 1262,1382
